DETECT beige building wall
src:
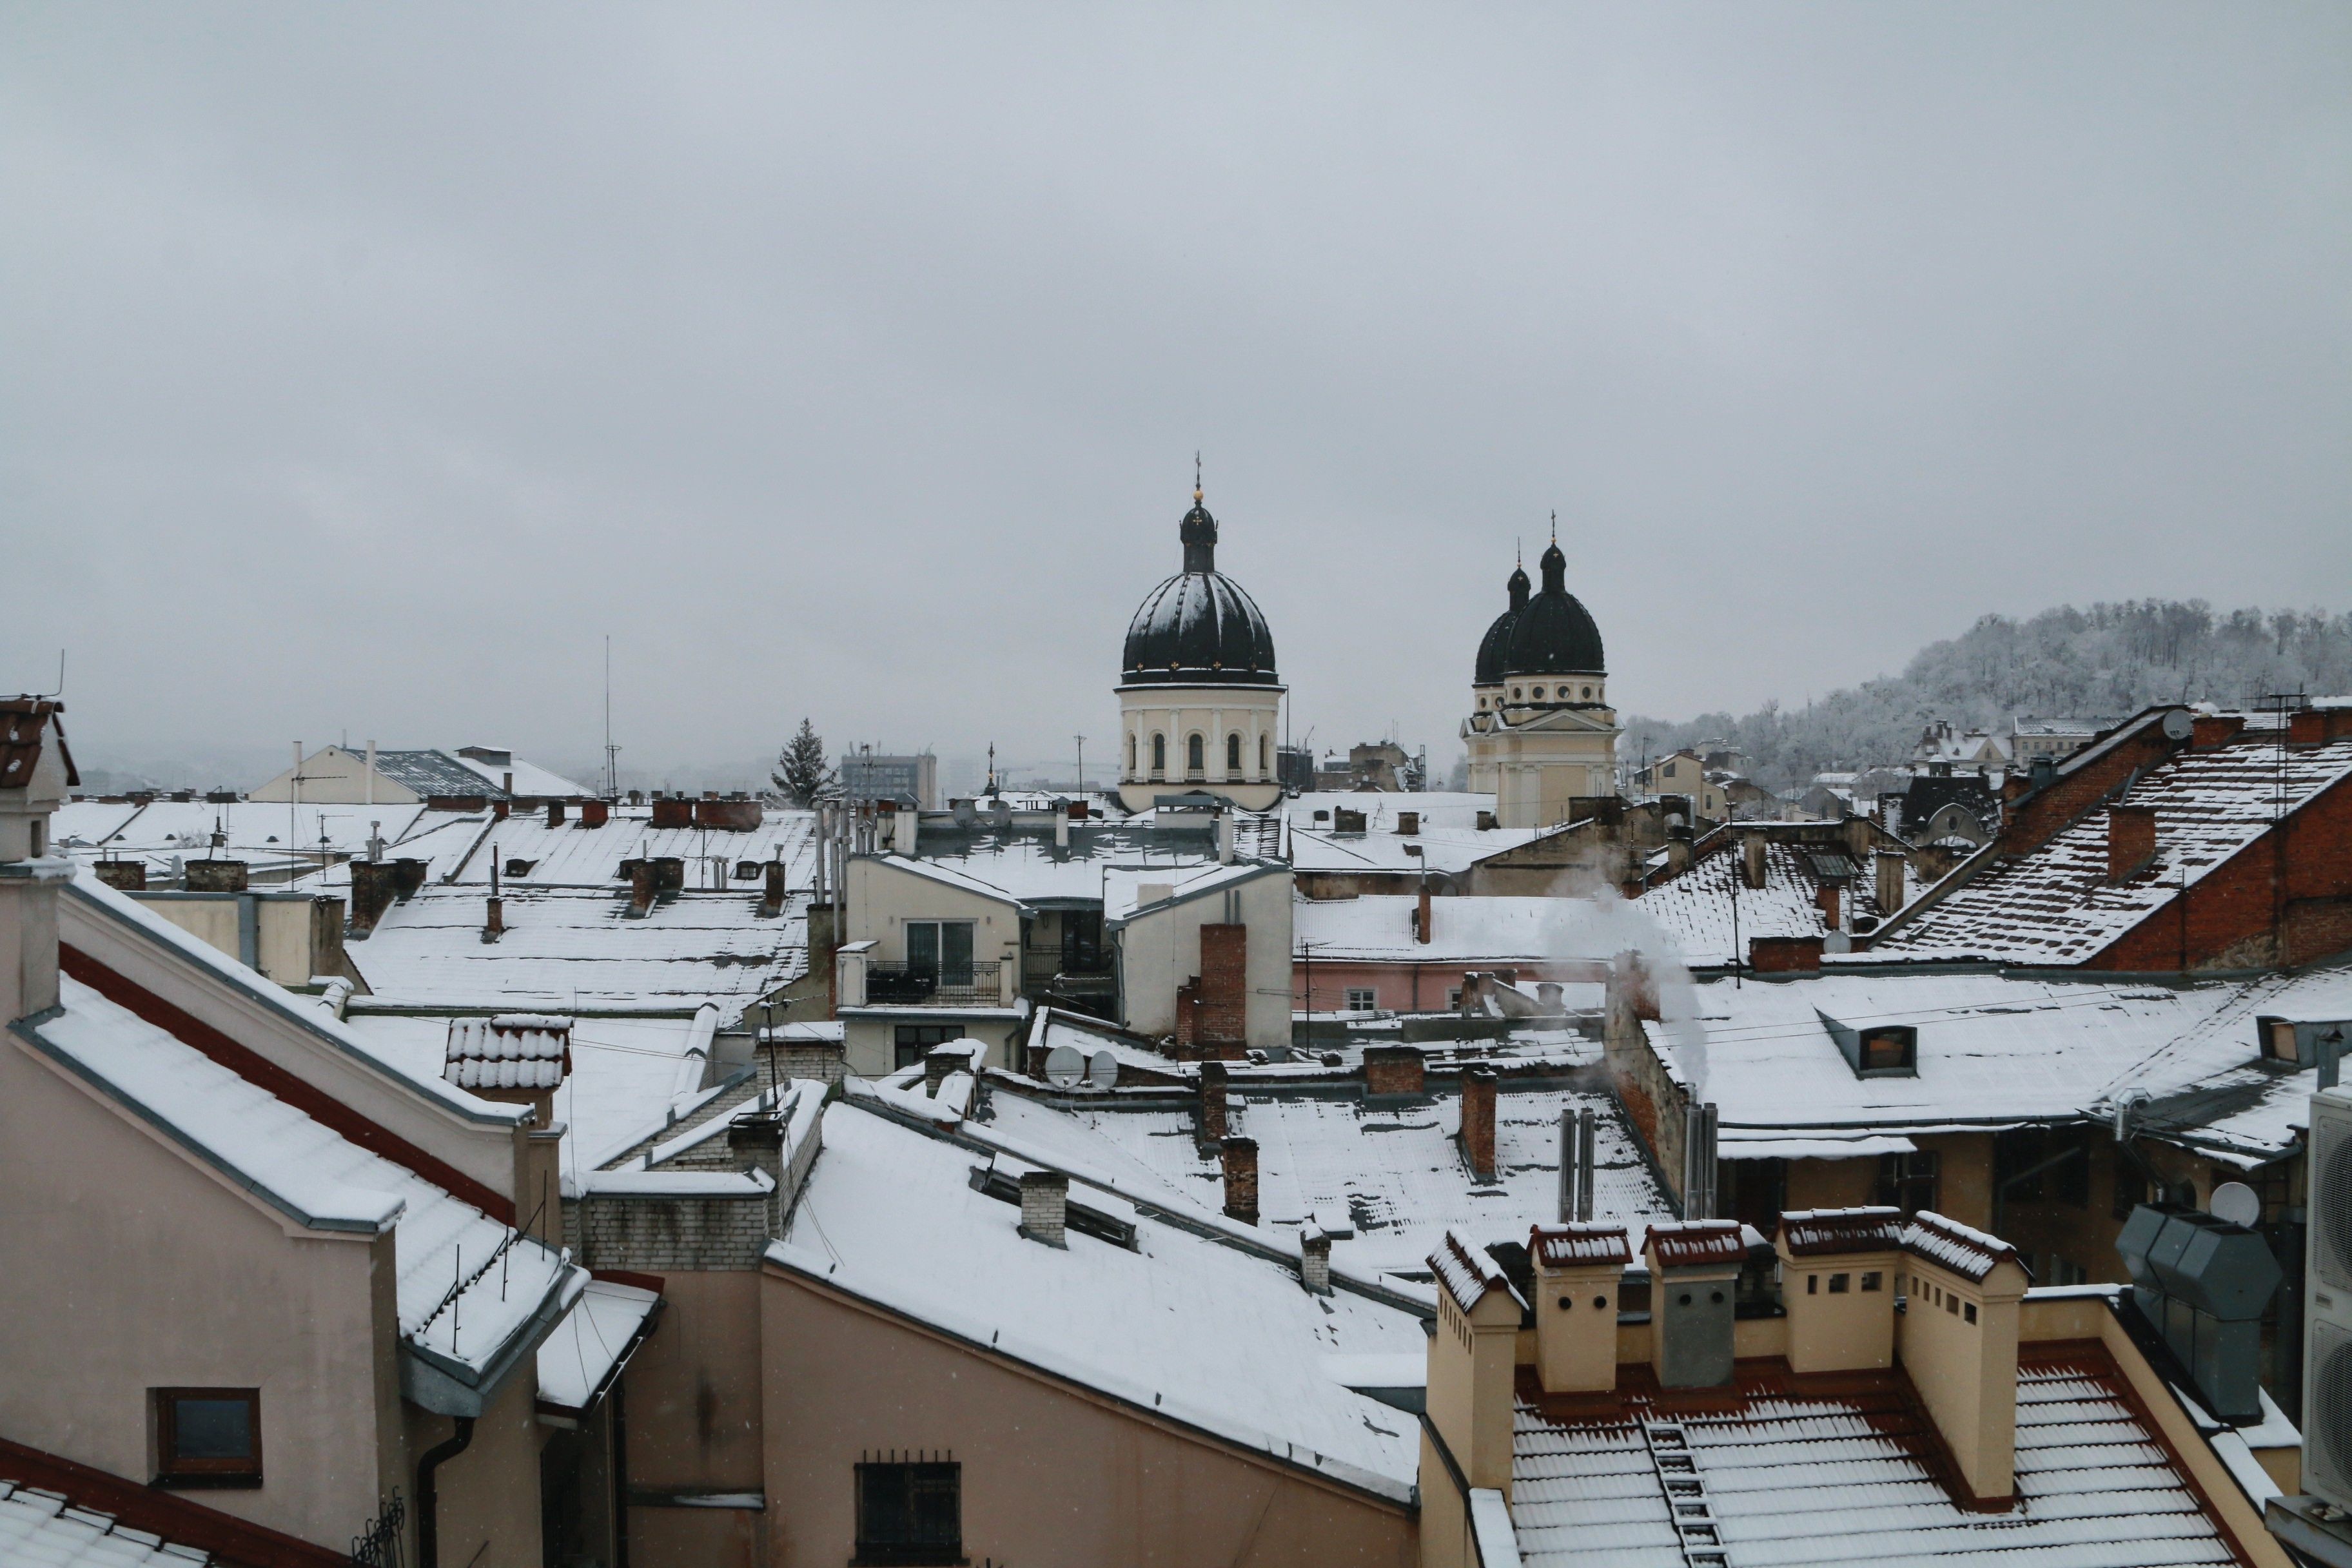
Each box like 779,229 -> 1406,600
407,1373 -> 547,1568
620,1271 -> 766,1568
0,1035 -> 394,1550
761,1269 -> 1413,1567
844,858 -> 1023,971
1116,683 -> 1284,813
248,745 -> 425,805
1117,870 -> 1293,1049
127,892 -> 344,989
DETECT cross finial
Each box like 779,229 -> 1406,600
1516,536 -> 1522,567
1550,509 -> 1558,543
1193,451 -> 1202,505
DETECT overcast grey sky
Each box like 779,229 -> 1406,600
5,4 -> 2347,784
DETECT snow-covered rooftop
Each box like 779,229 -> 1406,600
1634,836 -> 1914,968
1872,729 -> 2352,965
1509,1349 -> 2239,1565
350,883 -> 805,1020
0,1479 -> 219,1567
1293,893 -> 1621,965
25,975 -> 580,1379
774,1097 -> 1429,1501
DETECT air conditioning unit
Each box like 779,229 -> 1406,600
2306,1088 -> 2352,1509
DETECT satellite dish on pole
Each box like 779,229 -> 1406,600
1043,1045 -> 1084,1088
2210,1181 -> 2262,1228
1086,1050 -> 1119,1090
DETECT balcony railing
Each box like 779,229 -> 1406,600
865,960 -> 1004,1007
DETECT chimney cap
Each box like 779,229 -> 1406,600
1900,1210 -> 2020,1282
1529,1222 -> 1631,1268
1643,1219 -> 1745,1270
1429,1228 -> 1527,1315
1778,1206 -> 1904,1257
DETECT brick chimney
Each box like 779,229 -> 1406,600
391,858 -> 428,898
580,799 -> 609,828
1196,1059 -> 1230,1148
93,861 -> 146,892
760,859 -> 785,918
1220,1135 -> 1259,1224
484,895 -> 504,941
1739,830 -> 1767,890
1364,1044 -> 1424,1097
2191,713 -> 2245,750
1199,924 -> 1248,1045
1749,936 -> 1823,974
1298,1224 -> 1333,1295
1415,885 -> 1432,945
1775,1207 -> 1903,1373
1874,849 -> 1906,919
1896,1212 -> 2030,1506
1018,1168 -> 1068,1248
650,796 -> 692,829
547,799 -> 566,827
1530,1223 -> 1631,1394
627,859 -> 658,917
1815,879 -> 1842,930
348,859 -> 398,937
184,859 -> 250,893
2106,804 -> 2158,882
1460,1067 -> 1497,1183
1396,810 -> 1419,836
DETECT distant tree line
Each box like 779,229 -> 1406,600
1623,600 -> 2352,794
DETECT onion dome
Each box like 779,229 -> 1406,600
1474,561 -> 1531,684
1121,491 -> 1279,687
1499,539 -> 1605,678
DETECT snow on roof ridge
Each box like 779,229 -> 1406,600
1529,1222 -> 1632,1268
1779,1206 -> 1906,1256
1643,1219 -> 1745,1269
1901,1209 -> 2019,1280
1430,1228 -> 1522,1314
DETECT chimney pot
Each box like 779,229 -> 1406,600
1299,1228 -> 1333,1295
483,896 -> 504,939
627,858 -> 657,917
1220,1135 -> 1259,1224
1197,1060 -> 1230,1147
547,799 -> 565,827
1816,879 -> 1842,930
1396,811 -> 1419,836
1415,886 -> 1432,945
761,859 -> 786,917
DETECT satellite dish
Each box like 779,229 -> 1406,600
2162,710 -> 2195,741
2210,1181 -> 2262,1228
1043,1044 -> 1084,1088
1086,1050 -> 1119,1090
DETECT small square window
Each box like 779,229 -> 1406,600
153,1388 -> 260,1487
855,1459 -> 961,1566
1806,1274 -> 1819,1295
1964,1301 -> 1978,1324
1861,1271 -> 1883,1292
1828,1273 -> 1850,1294
1946,1293 -> 1961,1317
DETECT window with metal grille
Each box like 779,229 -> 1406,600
854,1457 -> 960,1566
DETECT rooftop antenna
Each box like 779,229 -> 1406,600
1074,734 -> 1085,799
603,635 -> 619,801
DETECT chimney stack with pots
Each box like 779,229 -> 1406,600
1896,1211 -> 2030,1506
1530,1223 -> 1631,1394
1776,1208 -> 1903,1373
1643,1220 -> 1744,1389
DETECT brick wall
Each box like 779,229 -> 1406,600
569,1193 -> 776,1272
1199,923 -> 1248,1044
1364,1045 -> 1425,1097
1999,714 -> 2184,857
2097,772 -> 2352,970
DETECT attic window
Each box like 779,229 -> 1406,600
153,1387 -> 261,1487
734,860 -> 761,879
1859,1027 -> 1914,1073
504,858 -> 536,877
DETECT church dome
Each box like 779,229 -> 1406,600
1121,495 -> 1279,687
1498,540 -> 1605,678
1473,562 -> 1531,684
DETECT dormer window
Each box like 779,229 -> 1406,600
1818,1009 -> 1917,1077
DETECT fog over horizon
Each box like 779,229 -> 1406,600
6,5 -> 2349,790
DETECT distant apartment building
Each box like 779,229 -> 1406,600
839,749 -> 940,810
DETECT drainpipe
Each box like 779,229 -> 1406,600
416,1416 -> 476,1568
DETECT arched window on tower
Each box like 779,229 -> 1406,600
1226,733 -> 1241,774
1187,733 -> 1205,778
1259,734 -> 1269,775
1128,734 -> 1137,776
1152,733 -> 1166,778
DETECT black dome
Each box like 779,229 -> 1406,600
1121,496 -> 1279,687
1473,563 -> 1531,685
1498,540 -> 1605,678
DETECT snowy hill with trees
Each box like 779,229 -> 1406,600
1624,601 -> 2352,794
